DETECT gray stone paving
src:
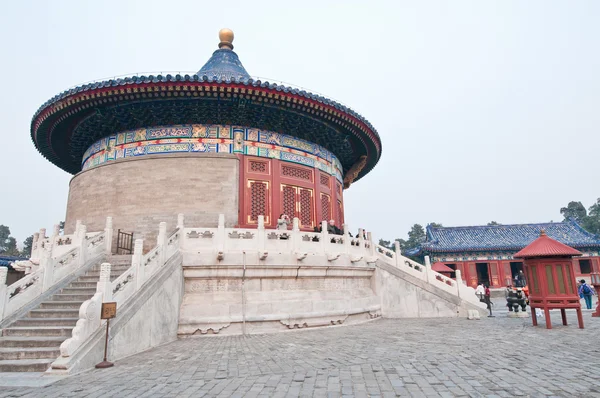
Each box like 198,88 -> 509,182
1,312 -> 600,397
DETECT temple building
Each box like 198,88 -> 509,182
31,29 -> 381,249
408,220 -> 600,288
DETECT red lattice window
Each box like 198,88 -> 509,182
282,165 -> 312,181
299,189 -> 313,227
249,181 -> 268,223
337,200 -> 344,227
249,161 -> 267,173
282,185 -> 296,219
320,173 -> 329,188
336,181 -> 342,195
321,193 -> 330,222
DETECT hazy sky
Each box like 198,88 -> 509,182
1,1 -> 599,244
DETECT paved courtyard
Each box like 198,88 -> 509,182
1,310 -> 600,398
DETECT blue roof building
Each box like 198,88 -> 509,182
409,221 -> 600,288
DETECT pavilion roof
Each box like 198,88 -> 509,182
513,230 -> 582,258
407,220 -> 600,256
432,262 -> 455,272
29,30 -> 381,182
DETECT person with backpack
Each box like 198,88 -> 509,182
578,279 -> 596,309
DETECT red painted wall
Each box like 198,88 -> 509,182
238,156 -> 344,230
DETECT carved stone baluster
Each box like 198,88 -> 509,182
78,224 -> 87,267
97,263 -> 112,302
0,267 -> 8,320
133,239 -> 144,289
157,222 -> 167,267
104,217 -> 113,254
257,215 -> 267,260
394,241 -> 401,267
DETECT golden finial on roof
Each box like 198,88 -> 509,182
540,229 -> 547,236
218,28 -> 234,50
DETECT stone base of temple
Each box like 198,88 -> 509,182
177,263 -> 381,336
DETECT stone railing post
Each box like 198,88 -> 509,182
31,232 -> 40,260
343,224 -> 351,255
157,222 -> 167,266
41,246 -> 54,291
394,241 -> 401,267
291,217 -> 300,254
97,263 -> 112,302
50,224 -> 60,257
367,232 -> 376,257
0,267 -> 8,320
177,213 -> 184,230
216,214 -> 225,257
78,224 -> 87,267
133,239 -> 144,289
424,255 -> 431,283
320,220 -> 329,255
455,269 -> 462,298
74,220 -> 82,238
257,215 -> 266,255
104,217 -> 113,255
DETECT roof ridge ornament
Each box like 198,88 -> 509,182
218,28 -> 234,50
540,229 -> 547,237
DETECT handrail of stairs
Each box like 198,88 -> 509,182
57,221 -> 181,359
0,217 -> 113,324
373,243 -> 482,307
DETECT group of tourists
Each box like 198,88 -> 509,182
276,214 -> 367,244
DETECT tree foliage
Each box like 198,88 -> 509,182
560,201 -> 587,223
581,198 -> 600,235
21,235 -> 33,257
487,221 -> 501,226
0,225 -> 19,256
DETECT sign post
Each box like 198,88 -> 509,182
95,302 -> 117,369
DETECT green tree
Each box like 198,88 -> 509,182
487,221 -> 501,226
21,235 -> 33,257
429,222 -> 443,228
0,225 -> 19,256
59,221 -> 65,234
582,198 -> 600,235
378,239 -> 392,250
560,201 -> 587,222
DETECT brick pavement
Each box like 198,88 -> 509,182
1,312 -> 599,397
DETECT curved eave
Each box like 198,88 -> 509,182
422,243 -> 600,253
31,75 -> 381,180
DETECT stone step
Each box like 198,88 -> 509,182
51,294 -> 94,302
69,281 -> 98,288
39,301 -> 84,310
28,309 -> 79,319
13,318 -> 79,327
0,346 -> 61,360
61,287 -> 97,295
91,264 -> 131,270
76,276 -> 101,282
0,336 -> 64,348
85,271 -> 128,278
0,358 -> 54,372
2,326 -> 73,337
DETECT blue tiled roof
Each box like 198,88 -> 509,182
0,255 -> 26,269
410,220 -> 600,255
197,48 -> 251,81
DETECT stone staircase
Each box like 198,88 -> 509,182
0,256 -> 131,372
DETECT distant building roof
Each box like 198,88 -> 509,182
408,220 -> 600,255
514,230 -> 582,258
0,255 -> 27,269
